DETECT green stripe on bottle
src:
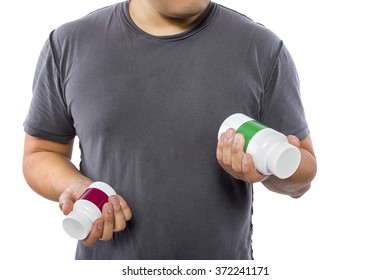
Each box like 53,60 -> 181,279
236,120 -> 267,152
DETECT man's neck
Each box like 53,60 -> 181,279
129,0 -> 210,36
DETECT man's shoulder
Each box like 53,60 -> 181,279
216,4 -> 281,44
52,2 -> 124,42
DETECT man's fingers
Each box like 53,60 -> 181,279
242,154 -> 265,182
231,133 -> 245,173
287,134 -> 300,148
81,195 -> 132,246
100,203 -> 115,240
58,189 -> 75,215
82,219 -> 104,247
216,132 -> 225,164
222,129 -> 235,168
118,195 -> 132,221
217,128 -> 268,183
110,195 -> 127,232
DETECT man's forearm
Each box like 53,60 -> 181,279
23,151 -> 91,201
23,135 -> 92,201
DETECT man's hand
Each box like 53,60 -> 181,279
216,128 -> 268,183
216,128 -> 303,183
216,127 -> 316,198
23,134 -> 133,245
59,182 -> 132,247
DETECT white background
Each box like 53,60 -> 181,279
1,0 -> 389,279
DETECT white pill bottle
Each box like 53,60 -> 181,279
218,113 -> 301,179
62,181 -> 116,240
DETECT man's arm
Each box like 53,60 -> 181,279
216,129 -> 317,198
23,134 -> 132,245
23,134 -> 91,201
261,135 -> 316,197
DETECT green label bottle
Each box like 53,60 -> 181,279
218,113 -> 301,179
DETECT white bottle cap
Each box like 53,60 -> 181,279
267,141 -> 301,179
62,210 -> 93,240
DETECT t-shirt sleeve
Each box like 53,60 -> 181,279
24,32 -> 76,143
260,43 -> 310,141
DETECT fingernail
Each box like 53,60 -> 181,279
226,129 -> 234,139
97,220 -> 103,230
112,196 -> 119,206
233,133 -> 242,144
106,204 -> 113,214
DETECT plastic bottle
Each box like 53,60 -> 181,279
218,113 -> 301,179
62,181 -> 116,240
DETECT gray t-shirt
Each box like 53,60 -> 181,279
24,1 -> 309,260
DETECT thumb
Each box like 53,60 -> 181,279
59,190 -> 76,215
287,135 -> 300,148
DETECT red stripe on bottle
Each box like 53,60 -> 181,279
79,188 -> 109,211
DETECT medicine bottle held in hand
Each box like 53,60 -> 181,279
62,181 -> 116,240
218,113 -> 301,179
